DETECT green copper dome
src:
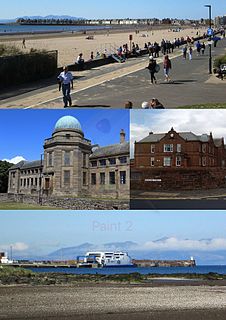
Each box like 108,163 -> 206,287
54,116 -> 82,132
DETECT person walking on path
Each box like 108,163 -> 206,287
201,42 -> 206,55
189,46 -> 193,61
163,55 -> 172,82
196,41 -> 202,56
147,56 -> 158,84
182,46 -> 187,59
58,66 -> 74,108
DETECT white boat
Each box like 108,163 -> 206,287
78,251 -> 134,268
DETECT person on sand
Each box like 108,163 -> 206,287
163,55 -> 172,82
22,38 -> 26,49
147,56 -> 157,84
58,66 -> 74,108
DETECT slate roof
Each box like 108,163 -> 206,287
10,160 -> 42,170
138,131 -> 214,143
90,142 -> 129,159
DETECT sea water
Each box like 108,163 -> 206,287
0,24 -> 108,35
29,265 -> 226,275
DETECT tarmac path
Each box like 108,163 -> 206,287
0,38 -> 225,109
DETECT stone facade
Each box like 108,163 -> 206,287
8,116 -> 130,200
132,128 -> 226,191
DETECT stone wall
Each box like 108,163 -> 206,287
1,193 -> 129,210
131,167 -> 226,191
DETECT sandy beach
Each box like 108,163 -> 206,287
1,283 -> 226,319
0,26 -> 206,66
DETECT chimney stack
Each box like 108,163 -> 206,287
120,129 -> 126,144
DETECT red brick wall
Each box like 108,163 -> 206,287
131,167 -> 226,191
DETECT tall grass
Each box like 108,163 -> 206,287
0,44 -> 23,57
0,45 -> 58,88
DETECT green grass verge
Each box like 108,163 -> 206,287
177,103 -> 226,109
0,202 -> 60,210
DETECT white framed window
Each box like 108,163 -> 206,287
151,157 -> 155,167
176,156 -> 182,167
151,145 -> 155,154
164,157 -> 171,167
164,144 -> 173,152
202,144 -> 207,153
202,157 -> 207,167
177,144 -> 181,153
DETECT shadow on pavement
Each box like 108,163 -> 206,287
0,76 -> 85,101
68,104 -> 111,108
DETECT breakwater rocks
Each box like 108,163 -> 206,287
0,193 -> 129,210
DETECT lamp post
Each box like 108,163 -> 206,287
204,4 -> 212,74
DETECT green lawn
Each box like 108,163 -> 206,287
178,103 -> 226,109
0,202 -> 61,210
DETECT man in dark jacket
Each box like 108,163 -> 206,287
147,56 -> 157,84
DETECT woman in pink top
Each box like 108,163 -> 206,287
163,55 -> 172,82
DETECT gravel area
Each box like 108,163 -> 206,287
1,285 -> 226,319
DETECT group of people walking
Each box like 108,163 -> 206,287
147,54 -> 172,84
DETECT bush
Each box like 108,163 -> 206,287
0,44 -> 23,57
214,54 -> 226,68
0,46 -> 58,88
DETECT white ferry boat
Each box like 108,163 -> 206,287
78,251 -> 134,268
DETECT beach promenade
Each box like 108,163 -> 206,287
1,27 -> 226,109
1,284 -> 226,319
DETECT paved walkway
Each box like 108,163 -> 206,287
0,38 -> 225,108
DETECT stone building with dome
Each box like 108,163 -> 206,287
8,116 -> 129,200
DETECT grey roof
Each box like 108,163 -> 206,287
138,131 -> 212,143
10,160 -> 42,170
90,142 -> 129,159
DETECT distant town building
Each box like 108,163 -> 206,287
8,116 -> 129,200
215,15 -> 226,28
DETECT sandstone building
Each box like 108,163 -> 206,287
132,128 -> 226,191
8,116 -> 129,200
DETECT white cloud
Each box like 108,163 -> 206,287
2,156 -> 26,164
139,237 -> 226,251
0,242 -> 29,252
131,110 -> 226,157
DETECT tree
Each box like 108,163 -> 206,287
0,161 -> 13,193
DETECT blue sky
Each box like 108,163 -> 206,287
1,211 -> 226,264
1,0 -> 224,20
0,110 -> 129,162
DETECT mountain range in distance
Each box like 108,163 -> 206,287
0,16 -> 86,23
13,239 -> 226,265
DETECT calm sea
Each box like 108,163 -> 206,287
29,265 -> 226,275
0,24 -> 108,35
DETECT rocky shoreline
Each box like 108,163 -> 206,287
1,267 -> 226,286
